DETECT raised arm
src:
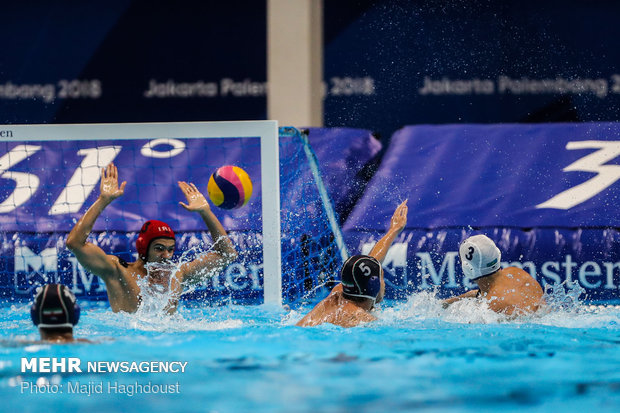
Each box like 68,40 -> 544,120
176,181 -> 238,285
369,200 -> 408,262
65,163 -> 126,277
369,200 -> 408,303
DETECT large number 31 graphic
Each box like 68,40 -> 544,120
0,139 -> 185,214
0,145 -> 121,214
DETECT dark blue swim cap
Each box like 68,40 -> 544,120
341,255 -> 382,302
30,284 -> 80,329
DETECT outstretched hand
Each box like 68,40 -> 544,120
178,181 -> 211,213
99,163 -> 126,203
390,199 -> 408,234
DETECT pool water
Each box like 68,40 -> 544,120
1,287 -> 620,413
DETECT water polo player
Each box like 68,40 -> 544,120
297,200 -> 408,327
443,234 -> 544,315
31,284 -> 87,343
66,163 -> 237,314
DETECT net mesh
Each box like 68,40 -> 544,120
279,127 -> 343,304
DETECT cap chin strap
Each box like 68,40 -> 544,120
38,323 -> 73,329
467,267 -> 500,281
342,291 -> 377,304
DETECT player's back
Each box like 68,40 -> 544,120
296,286 -> 376,327
485,267 -> 544,315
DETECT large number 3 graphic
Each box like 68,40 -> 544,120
537,141 -> 620,210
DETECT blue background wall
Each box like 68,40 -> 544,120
1,1 -> 619,137
324,0 -> 620,137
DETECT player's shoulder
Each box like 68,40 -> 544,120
99,255 -> 135,279
115,256 -> 130,268
501,266 -> 542,288
502,266 -> 531,277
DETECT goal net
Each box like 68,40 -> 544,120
0,121 -> 345,306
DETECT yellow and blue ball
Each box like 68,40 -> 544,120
207,165 -> 253,209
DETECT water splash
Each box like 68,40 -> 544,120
534,281 -> 620,328
377,282 -> 620,328
379,289 -> 504,325
136,260 -> 181,315
541,279 -> 585,313
100,247 -> 245,332
133,237 -> 234,314
93,304 -> 243,333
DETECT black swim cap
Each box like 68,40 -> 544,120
341,255 -> 382,302
30,284 -> 80,329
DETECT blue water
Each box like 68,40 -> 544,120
2,289 -> 620,413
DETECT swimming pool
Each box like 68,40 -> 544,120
2,287 -> 620,413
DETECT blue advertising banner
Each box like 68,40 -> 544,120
345,122 -> 620,229
343,122 -> 620,303
0,137 -> 263,233
0,231 -> 265,303
345,228 -> 620,302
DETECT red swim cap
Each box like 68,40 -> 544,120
136,220 -> 175,259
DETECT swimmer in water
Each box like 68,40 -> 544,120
443,234 -> 544,315
296,200 -> 408,327
66,163 -> 237,314
30,284 -> 89,343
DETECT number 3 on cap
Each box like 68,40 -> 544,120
465,247 -> 474,260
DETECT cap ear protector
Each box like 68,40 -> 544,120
341,255 -> 382,302
30,284 -> 80,329
136,220 -> 175,260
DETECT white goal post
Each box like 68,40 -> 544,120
0,120 -> 283,305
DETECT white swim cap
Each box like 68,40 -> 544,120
459,235 -> 501,281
